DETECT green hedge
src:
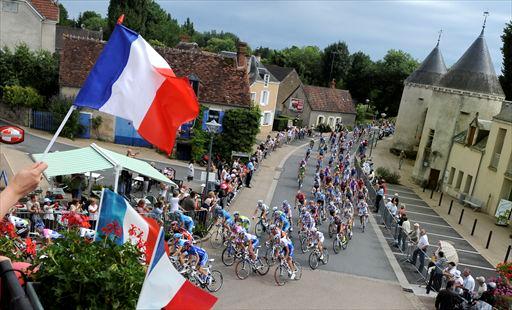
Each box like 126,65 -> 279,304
2,85 -> 44,109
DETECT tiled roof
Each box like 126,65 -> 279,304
55,26 -> 103,51
29,0 -> 59,21
303,85 -> 356,114
59,36 -> 251,108
265,64 -> 294,82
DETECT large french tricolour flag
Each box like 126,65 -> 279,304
137,228 -> 217,310
95,189 -> 160,264
74,23 -> 199,154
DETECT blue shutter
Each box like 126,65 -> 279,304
218,111 -> 225,133
202,109 -> 209,131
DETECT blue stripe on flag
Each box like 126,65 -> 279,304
95,189 -> 128,244
74,25 -> 138,109
149,228 -> 166,274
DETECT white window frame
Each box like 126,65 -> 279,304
250,92 -> 256,103
261,111 -> 273,126
260,90 -> 269,106
328,116 -> 335,127
317,115 -> 325,125
263,74 -> 270,87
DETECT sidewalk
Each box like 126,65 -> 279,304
371,135 -> 511,266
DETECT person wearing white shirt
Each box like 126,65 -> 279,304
187,161 -> 194,182
409,229 -> 429,275
88,198 -> 99,228
389,202 -> 398,216
463,268 -> 475,292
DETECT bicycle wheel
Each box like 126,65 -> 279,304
209,229 -> 224,249
255,221 -> 264,238
221,246 -> 236,266
341,236 -> 348,250
328,223 -> 336,238
333,237 -> 341,254
274,265 -> 287,286
321,249 -> 329,265
235,260 -> 251,280
293,262 -> 302,280
206,270 -> 223,292
300,237 -> 308,253
309,251 -> 319,270
255,257 -> 270,276
265,248 -> 277,266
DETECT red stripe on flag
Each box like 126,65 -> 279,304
142,217 -> 165,264
163,280 -> 217,310
138,76 -> 199,154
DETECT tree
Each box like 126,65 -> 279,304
321,41 -> 351,87
58,3 -> 75,26
77,11 -> 107,31
144,1 -> 181,47
253,46 -> 273,60
346,51 -> 375,103
268,46 -> 323,85
500,21 -> 512,100
204,37 -> 236,53
372,50 -> 419,116
106,0 -> 150,38
181,17 -> 195,37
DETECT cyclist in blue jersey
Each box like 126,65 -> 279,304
180,241 -> 209,279
176,211 -> 195,233
279,237 -> 297,279
215,206 -> 233,229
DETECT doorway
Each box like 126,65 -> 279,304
428,168 -> 440,190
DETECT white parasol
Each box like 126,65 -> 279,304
438,240 -> 459,264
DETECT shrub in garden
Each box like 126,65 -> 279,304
2,85 -> 44,109
375,166 -> 401,184
30,230 -> 145,309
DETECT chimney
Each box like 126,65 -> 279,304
330,79 -> 336,89
237,41 -> 248,69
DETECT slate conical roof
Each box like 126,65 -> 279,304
437,30 -> 505,97
405,43 -> 447,85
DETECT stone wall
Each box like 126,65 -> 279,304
0,103 -> 32,126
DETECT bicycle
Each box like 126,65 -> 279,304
299,231 -> 315,254
182,260 -> 223,292
254,215 -> 269,238
274,254 -> 302,286
359,214 -> 368,233
308,246 -> 329,270
221,238 -> 244,267
298,173 -> 304,189
328,219 -> 337,238
210,223 -> 229,249
235,247 -> 270,279
332,230 -> 349,254
264,240 -> 280,266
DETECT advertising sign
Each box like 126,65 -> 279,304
495,199 -> 512,226
289,98 -> 304,112
0,126 -> 24,144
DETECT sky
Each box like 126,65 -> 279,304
60,0 -> 511,71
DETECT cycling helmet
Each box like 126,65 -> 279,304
173,233 -> 183,239
170,221 -> 179,226
257,200 -> 263,206
269,224 -> 276,230
311,227 -> 317,233
220,183 -> 228,190
233,211 -> 240,216
35,222 -> 45,230
272,206 -> 278,212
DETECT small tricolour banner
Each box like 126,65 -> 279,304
137,228 -> 218,310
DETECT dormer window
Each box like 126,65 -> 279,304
264,74 -> 270,87
188,74 -> 200,98
466,125 -> 476,146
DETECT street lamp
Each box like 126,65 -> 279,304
203,120 -> 221,202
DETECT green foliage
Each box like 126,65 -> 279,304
268,46 -> 323,85
500,21 -> 512,100
48,96 -> 83,139
193,222 -> 208,238
0,44 -> 59,99
273,116 -> 291,132
346,51 -> 375,103
2,85 -> 43,109
58,3 -> 75,26
214,106 -> 261,159
322,41 -> 351,87
190,105 -> 208,162
372,50 -> 419,116
181,17 -> 195,37
204,37 -> 236,53
375,167 -> 401,184
144,1 -> 181,47
355,104 -> 374,124
77,11 -> 107,31
106,0 -> 150,38
316,123 -> 332,133
31,230 -> 145,309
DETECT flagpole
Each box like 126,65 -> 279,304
40,105 -> 76,162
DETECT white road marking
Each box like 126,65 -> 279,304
405,210 -> 442,218
392,253 -> 494,271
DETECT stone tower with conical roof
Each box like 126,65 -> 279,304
392,38 -> 447,153
411,24 -> 506,186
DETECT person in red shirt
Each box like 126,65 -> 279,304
295,190 -> 306,206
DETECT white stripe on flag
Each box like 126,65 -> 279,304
122,198 -> 150,245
